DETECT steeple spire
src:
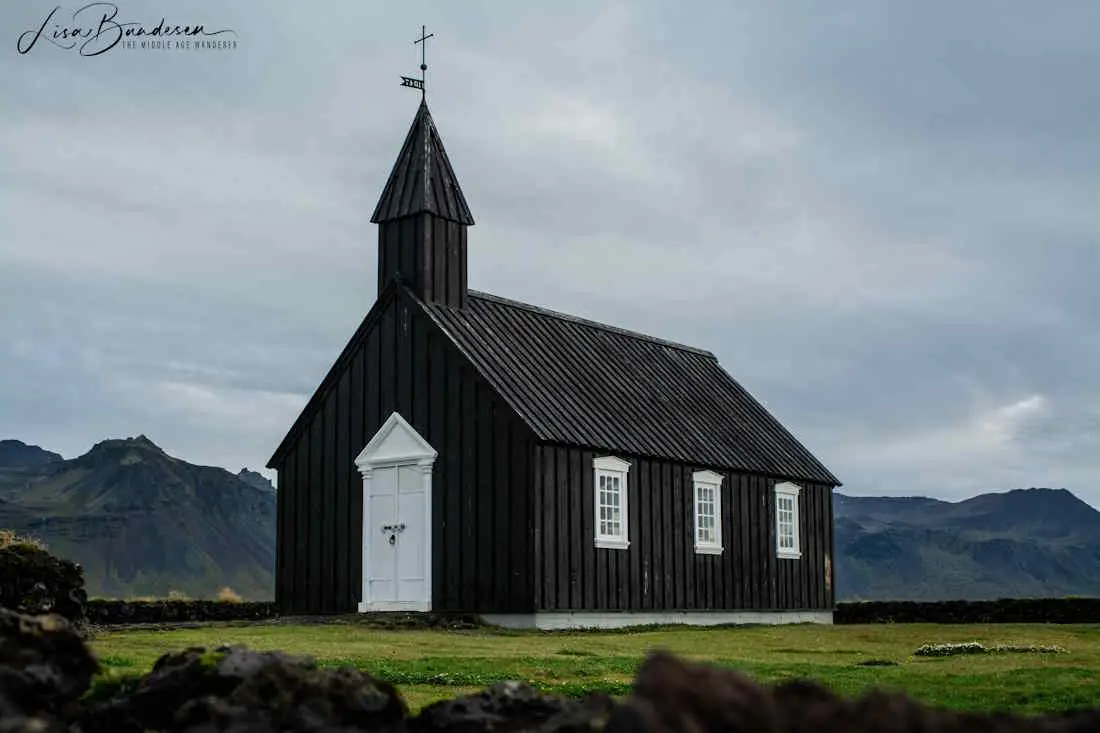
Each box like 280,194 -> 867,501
370,100 -> 474,225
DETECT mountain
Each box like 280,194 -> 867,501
0,439 -> 62,470
835,488 -> 1100,601
236,468 -> 275,494
0,436 -> 275,601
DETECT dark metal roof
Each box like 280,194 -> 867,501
370,100 -> 475,225
420,290 -> 841,486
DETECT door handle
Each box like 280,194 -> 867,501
381,523 -> 406,545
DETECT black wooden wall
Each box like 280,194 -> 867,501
377,214 -> 468,309
532,444 -> 835,612
273,285 -> 535,614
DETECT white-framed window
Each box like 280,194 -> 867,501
775,481 -> 802,559
593,455 -> 630,549
692,469 -> 724,554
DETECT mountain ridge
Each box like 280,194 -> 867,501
0,435 -> 275,600
834,487 -> 1100,601
0,439 -> 63,470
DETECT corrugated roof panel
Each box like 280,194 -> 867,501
426,303 -> 559,439
420,291 -> 840,485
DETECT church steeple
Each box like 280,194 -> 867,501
372,100 -> 474,308
371,100 -> 474,225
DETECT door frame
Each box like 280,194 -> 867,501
354,411 -> 436,613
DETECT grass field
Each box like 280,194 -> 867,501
89,621 -> 1100,715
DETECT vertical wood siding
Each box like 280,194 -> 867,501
273,288 -> 535,614
533,445 -> 834,611
377,215 -> 468,309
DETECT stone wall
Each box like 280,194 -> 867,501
834,598 -> 1100,624
85,599 -> 277,625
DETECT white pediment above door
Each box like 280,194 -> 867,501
355,411 -> 437,471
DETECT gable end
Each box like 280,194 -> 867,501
266,280 -> 402,469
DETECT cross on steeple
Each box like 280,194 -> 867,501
400,25 -> 434,100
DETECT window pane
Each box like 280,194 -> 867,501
694,482 -> 721,547
597,470 -> 628,540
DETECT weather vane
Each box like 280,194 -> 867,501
400,25 -> 433,100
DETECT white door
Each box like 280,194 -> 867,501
355,411 -> 436,614
365,462 -> 427,608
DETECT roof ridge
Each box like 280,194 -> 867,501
466,290 -> 715,358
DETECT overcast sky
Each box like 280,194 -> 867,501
2,1 -> 1097,508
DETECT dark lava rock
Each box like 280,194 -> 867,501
0,541 -> 87,627
0,683 -> 70,733
0,609 -> 98,717
606,649 -> 1100,733
85,600 -> 278,626
604,650 -> 779,733
0,697 -> 67,733
84,645 -> 407,733
410,681 -> 615,732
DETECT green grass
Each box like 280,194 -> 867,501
88,621 -> 1100,714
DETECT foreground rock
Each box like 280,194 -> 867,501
2,608 -> 1100,732
0,608 -> 99,732
83,645 -> 408,733
412,682 -> 614,732
605,651 -> 1100,732
84,646 -> 613,733
0,533 -> 87,626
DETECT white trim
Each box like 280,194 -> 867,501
418,457 -> 432,612
358,600 -> 432,613
354,411 -> 437,468
593,455 -> 630,549
774,481 -> 802,559
692,469 -> 724,555
481,610 -> 833,630
354,412 -> 437,613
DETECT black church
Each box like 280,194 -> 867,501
267,94 -> 842,629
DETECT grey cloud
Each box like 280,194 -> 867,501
1,0 -> 1097,509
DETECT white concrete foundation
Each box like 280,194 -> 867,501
480,609 -> 833,630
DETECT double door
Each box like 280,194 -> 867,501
365,462 -> 427,609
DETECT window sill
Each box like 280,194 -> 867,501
776,550 -> 802,560
694,545 -> 723,555
595,537 -> 630,550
